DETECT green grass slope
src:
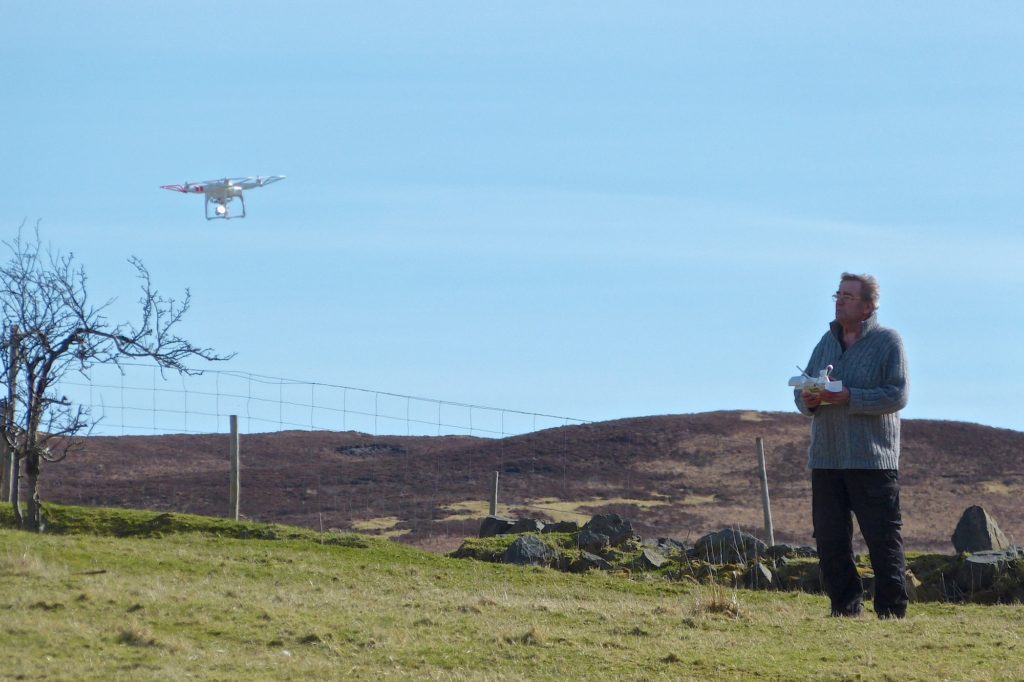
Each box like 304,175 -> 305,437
1,505 -> 1023,681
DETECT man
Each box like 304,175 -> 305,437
795,273 -> 910,619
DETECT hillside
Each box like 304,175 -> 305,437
38,410 -> 1024,553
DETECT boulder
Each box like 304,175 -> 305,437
694,528 -> 768,564
582,514 -> 640,548
502,535 -> 557,567
479,515 -> 515,538
635,548 -> 668,570
951,506 -> 1011,553
576,530 -> 610,554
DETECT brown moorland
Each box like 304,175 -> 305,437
37,410 -> 1024,554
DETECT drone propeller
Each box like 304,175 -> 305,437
161,183 -> 200,193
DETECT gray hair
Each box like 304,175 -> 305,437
840,272 -> 880,310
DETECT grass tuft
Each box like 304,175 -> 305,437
117,625 -> 159,648
1,549 -> 50,578
505,625 -> 547,646
297,633 -> 327,645
692,585 -> 744,619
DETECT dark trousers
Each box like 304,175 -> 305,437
811,468 -> 909,618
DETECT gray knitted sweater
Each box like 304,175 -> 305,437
795,312 -> 909,470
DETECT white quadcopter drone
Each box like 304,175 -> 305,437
161,175 -> 285,220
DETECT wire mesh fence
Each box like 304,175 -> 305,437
41,363 -> 782,550
53,362 -> 587,438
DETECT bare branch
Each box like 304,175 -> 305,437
0,223 -> 233,529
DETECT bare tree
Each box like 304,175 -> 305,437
0,224 -> 233,530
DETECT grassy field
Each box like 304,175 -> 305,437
1,505 -> 1023,681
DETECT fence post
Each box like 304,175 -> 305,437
229,415 -> 240,521
756,437 -> 775,546
490,471 -> 499,516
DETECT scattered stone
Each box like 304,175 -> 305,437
951,506 -> 1010,553
694,528 -> 768,564
582,514 -> 640,548
502,535 -> 557,567
456,512 -> 1024,606
478,515 -> 515,538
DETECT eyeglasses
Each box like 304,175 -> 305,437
832,292 -> 864,303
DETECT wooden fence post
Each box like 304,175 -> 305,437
229,415 -> 240,521
756,437 -> 775,547
490,471 -> 499,516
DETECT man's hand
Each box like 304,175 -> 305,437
801,390 -> 823,409
821,386 -> 851,406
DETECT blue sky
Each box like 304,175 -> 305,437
2,2 -> 1022,433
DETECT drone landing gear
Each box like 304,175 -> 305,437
204,195 -> 247,220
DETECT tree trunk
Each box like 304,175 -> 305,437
10,454 -> 23,528
25,453 -> 41,531
6,325 -> 20,520
0,443 -> 10,503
